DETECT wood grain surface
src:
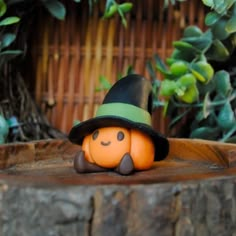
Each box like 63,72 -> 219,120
0,138 -> 236,186
1,138 -> 236,236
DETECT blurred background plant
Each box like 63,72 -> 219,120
0,0 -> 132,144
98,0 -> 236,143
148,0 -> 236,142
2,0 -> 236,144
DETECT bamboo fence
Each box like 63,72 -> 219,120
30,0 -> 206,135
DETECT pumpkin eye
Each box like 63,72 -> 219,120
92,130 -> 99,140
117,131 -> 125,141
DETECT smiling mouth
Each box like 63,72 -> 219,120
101,141 -> 111,146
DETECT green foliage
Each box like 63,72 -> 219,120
0,0 -> 132,144
96,75 -> 113,92
96,66 -> 135,92
103,0 -> 133,27
41,0 -> 132,26
0,1 -> 22,69
0,16 -> 20,25
0,0 -> 6,17
42,0 -> 66,20
151,0 -> 236,142
0,114 -> 9,144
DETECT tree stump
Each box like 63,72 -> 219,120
0,138 -> 236,236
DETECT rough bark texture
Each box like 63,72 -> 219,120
0,178 -> 236,236
1,138 -> 236,236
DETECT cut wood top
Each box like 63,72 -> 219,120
0,138 -> 236,187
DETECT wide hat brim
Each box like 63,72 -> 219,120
69,116 -> 169,161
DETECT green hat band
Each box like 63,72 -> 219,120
96,103 -> 152,126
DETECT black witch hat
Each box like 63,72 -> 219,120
69,74 -> 169,161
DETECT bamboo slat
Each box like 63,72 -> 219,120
30,0 -> 206,134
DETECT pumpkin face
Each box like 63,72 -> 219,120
87,127 -> 130,168
81,126 -> 155,170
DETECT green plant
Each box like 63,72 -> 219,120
96,65 -> 135,92
0,0 -> 22,143
41,0 -> 133,27
103,0 -> 133,27
0,0 -> 22,66
0,0 -> 133,143
151,0 -> 236,142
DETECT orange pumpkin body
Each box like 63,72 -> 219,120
81,126 -> 155,170
130,129 -> 155,170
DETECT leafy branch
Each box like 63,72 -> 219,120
150,0 -> 236,142
0,0 -> 132,144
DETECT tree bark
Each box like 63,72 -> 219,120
0,138 -> 236,236
1,177 -> 236,236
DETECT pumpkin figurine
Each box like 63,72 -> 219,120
69,74 -> 169,175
